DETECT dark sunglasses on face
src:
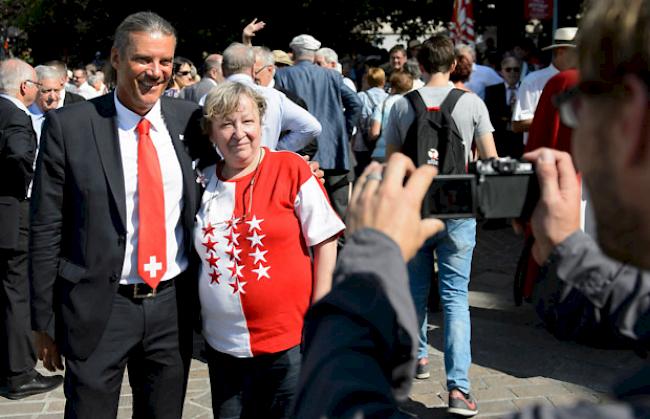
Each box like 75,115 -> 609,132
176,70 -> 192,76
503,67 -> 521,73
553,80 -> 624,129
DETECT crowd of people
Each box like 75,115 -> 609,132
0,1 -> 648,418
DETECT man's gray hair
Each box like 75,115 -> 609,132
253,46 -> 275,67
113,11 -> 176,56
291,46 -> 316,61
204,54 -> 222,74
0,59 -> 34,95
316,47 -> 339,65
88,71 -> 105,86
221,43 -> 255,77
35,65 -> 60,82
455,44 -> 476,62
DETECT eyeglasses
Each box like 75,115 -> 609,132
254,65 -> 272,76
553,80 -> 624,129
25,79 -> 42,87
503,67 -> 521,73
176,70 -> 192,76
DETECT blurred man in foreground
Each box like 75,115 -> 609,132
294,1 -> 650,417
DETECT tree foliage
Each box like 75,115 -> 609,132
2,0 -> 456,65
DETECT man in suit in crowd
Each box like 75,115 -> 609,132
0,59 -> 63,400
275,34 -> 362,219
42,61 -> 86,108
28,65 -> 64,140
484,55 -> 524,158
30,12 -> 207,418
179,53 -> 222,104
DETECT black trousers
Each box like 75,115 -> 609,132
63,281 -> 187,419
0,200 -> 36,387
323,170 -> 350,221
206,344 -> 301,419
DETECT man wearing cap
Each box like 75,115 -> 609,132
275,34 -> 362,219
512,27 -> 578,139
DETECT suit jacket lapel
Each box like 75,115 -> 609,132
91,95 -> 127,233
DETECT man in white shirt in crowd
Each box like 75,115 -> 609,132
512,27 -> 578,141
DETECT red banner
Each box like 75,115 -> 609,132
451,0 -> 475,46
525,0 -> 553,20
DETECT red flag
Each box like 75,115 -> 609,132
451,0 -> 475,46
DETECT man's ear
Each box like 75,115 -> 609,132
619,74 -> 650,168
110,47 -> 120,70
19,81 -> 28,97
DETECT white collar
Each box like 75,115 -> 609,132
227,73 -> 255,86
114,90 -> 165,133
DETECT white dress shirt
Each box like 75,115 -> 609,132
512,63 -> 559,122
26,103 -> 46,198
114,92 -> 187,284
73,82 -> 100,100
203,73 -> 321,151
512,63 -> 559,144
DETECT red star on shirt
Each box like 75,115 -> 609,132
228,262 -> 243,278
225,246 -> 242,261
225,216 -> 241,230
202,237 -> 217,252
229,279 -> 247,294
225,230 -> 240,247
202,223 -> 216,237
206,253 -> 220,268
209,270 -> 221,284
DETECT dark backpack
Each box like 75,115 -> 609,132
402,88 -> 467,175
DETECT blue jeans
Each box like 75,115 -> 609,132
408,218 -> 476,394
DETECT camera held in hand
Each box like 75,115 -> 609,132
424,157 -> 539,220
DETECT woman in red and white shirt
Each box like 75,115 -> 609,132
195,81 -> 343,418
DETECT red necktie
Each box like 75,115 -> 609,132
137,118 -> 167,288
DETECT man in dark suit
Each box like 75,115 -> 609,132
30,12 -> 207,418
0,59 -> 63,399
42,61 -> 86,108
275,34 -> 362,219
484,55 -> 524,159
179,53 -> 222,104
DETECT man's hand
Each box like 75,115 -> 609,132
303,155 -> 325,184
242,18 -> 266,46
34,331 -> 64,372
523,148 -> 581,263
347,154 -> 445,261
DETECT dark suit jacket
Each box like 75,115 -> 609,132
275,61 -> 362,171
294,229 -> 416,418
29,93 -> 207,359
179,77 -> 217,104
63,91 -> 85,106
0,97 -> 36,249
484,82 -> 524,158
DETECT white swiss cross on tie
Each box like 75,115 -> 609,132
143,255 -> 163,279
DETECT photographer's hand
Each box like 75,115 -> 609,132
347,154 -> 445,261
523,148 -> 581,263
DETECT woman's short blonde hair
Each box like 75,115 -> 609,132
365,67 -> 386,88
201,81 -> 267,134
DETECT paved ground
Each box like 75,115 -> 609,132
0,223 -> 645,418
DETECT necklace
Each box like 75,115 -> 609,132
204,148 -> 264,226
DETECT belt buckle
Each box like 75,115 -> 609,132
132,283 -> 157,299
